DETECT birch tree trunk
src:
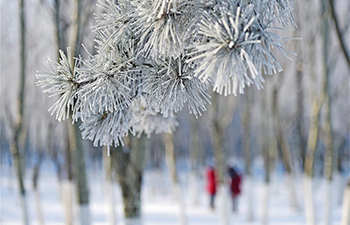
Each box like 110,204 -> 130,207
341,179 -> 350,225
163,133 -> 187,225
10,0 -> 29,223
243,91 -> 254,221
103,146 -> 117,225
304,97 -> 323,225
112,134 -> 147,225
62,124 -> 74,225
303,6 -> 323,221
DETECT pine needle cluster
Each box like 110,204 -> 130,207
36,0 -> 295,147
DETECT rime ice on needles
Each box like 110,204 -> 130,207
136,114 -> 179,137
187,4 -> 263,95
132,0 -> 194,58
75,51 -> 134,121
36,49 -> 79,122
187,0 -> 295,95
36,0 -> 297,150
132,96 -> 179,137
79,109 -> 134,147
143,57 -> 210,118
256,0 -> 296,28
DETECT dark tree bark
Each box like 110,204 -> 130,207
111,134 -> 147,224
296,65 -> 306,168
11,0 -> 29,223
69,122 -> 90,225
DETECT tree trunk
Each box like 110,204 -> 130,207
54,0 -> 65,54
189,118 -> 200,206
112,134 -> 147,225
341,178 -> 350,225
321,1 -> 334,224
11,142 -> 29,225
261,91 -> 273,225
69,1 -> 91,223
62,123 -> 74,225
52,1 -> 76,223
10,0 -> 29,224
69,123 -> 91,225
304,97 -> 323,225
296,58 -> 306,169
69,0 -> 82,58
211,93 -> 230,225
103,146 -> 117,225
163,133 -> 187,225
243,91 -> 254,221
272,85 -> 299,211
33,151 -> 44,225
302,1 -> 324,222
62,178 -> 74,225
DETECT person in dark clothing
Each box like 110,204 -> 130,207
206,166 -> 217,210
228,167 -> 242,212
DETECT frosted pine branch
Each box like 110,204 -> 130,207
143,57 -> 210,118
79,108 -> 134,147
36,49 -> 79,122
36,0 -> 297,149
131,0 -> 195,59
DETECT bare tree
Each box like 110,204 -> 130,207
32,150 -> 45,225
10,0 -> 29,224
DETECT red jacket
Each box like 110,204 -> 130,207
206,168 -> 217,195
230,174 -> 242,197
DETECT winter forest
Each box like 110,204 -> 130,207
0,0 -> 349,224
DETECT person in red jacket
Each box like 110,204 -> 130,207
228,167 -> 242,212
206,166 -> 217,210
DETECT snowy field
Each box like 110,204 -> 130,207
0,162 -> 344,225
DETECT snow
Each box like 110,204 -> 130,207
0,163 -> 344,225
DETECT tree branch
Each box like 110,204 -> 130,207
328,0 -> 350,67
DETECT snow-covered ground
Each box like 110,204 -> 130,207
0,162 -> 344,225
